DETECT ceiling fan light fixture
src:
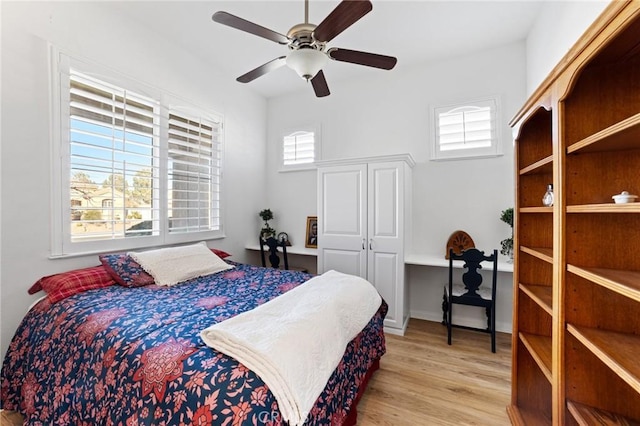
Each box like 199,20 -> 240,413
286,48 -> 327,81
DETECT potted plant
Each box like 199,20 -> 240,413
500,207 -> 514,261
259,208 -> 276,239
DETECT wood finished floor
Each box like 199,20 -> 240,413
0,319 -> 511,426
356,319 -> 512,426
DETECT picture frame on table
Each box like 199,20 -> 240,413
305,216 -> 318,248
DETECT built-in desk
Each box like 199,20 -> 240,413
246,246 -> 513,272
244,244 -> 317,256
404,253 -> 514,273
244,244 -> 318,274
405,253 -> 513,333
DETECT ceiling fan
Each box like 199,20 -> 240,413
212,0 -> 397,98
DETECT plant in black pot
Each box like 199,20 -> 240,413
500,207 -> 514,262
259,208 -> 276,239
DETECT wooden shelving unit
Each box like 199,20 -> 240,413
508,2 -> 640,424
519,284 -> 552,315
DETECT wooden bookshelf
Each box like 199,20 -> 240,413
508,2 -> 640,424
519,284 -> 552,316
568,325 -> 640,394
519,332 -> 552,383
520,246 -> 553,264
567,400 -> 640,426
567,265 -> 640,303
520,155 -> 553,176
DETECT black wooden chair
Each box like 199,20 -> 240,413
259,236 -> 289,270
442,247 -> 499,353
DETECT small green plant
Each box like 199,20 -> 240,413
259,208 -> 275,238
500,207 -> 514,258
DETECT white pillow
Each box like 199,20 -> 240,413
128,242 -> 233,286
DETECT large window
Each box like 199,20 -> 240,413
53,52 -> 223,256
431,97 -> 501,160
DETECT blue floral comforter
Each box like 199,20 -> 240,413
1,263 -> 386,425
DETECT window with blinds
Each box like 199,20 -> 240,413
431,97 -> 501,160
280,124 -> 320,171
69,71 -> 160,242
283,131 -> 315,165
167,113 -> 221,234
53,52 -> 224,255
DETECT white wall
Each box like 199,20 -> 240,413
0,2 -> 267,359
526,0 -> 609,94
266,41 -> 526,333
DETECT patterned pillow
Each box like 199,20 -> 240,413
30,266 -> 115,304
99,253 -> 155,288
128,242 -> 233,287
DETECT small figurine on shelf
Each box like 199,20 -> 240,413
612,191 -> 638,204
258,208 -> 276,239
542,184 -> 554,207
277,232 -> 291,246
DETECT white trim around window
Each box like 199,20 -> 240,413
279,123 -> 321,172
50,47 -> 225,257
430,96 -> 502,161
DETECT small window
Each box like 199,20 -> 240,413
280,124 -> 321,171
431,97 -> 501,160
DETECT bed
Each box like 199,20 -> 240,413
0,246 -> 386,425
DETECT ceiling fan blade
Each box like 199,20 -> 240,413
212,11 -> 289,45
313,0 -> 372,43
311,70 -> 330,97
327,47 -> 397,70
237,57 -> 287,83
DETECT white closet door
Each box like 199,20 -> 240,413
317,164 -> 367,278
367,162 -> 404,327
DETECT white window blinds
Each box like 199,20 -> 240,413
167,113 -> 221,234
283,130 -> 315,165
437,105 -> 493,151
431,97 -> 501,160
69,71 -> 160,242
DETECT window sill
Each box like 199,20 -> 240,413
278,165 -> 318,173
430,152 -> 504,161
49,234 -> 226,259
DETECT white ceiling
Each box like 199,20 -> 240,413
110,1 -> 544,99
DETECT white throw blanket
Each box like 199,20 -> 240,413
200,270 -> 382,426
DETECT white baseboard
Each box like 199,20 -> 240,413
384,315 -> 409,336
410,309 -> 512,334
409,309 -> 443,324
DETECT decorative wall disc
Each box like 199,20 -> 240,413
445,230 -> 475,259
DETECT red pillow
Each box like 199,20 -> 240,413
29,266 -> 115,304
211,248 -> 231,259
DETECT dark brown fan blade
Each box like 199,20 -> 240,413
313,0 -> 372,43
327,47 -> 397,70
311,70 -> 330,97
237,57 -> 287,83
212,11 -> 289,44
